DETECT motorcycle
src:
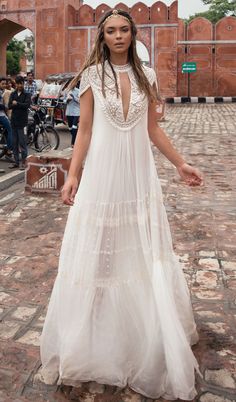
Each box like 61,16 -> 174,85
0,124 -> 9,159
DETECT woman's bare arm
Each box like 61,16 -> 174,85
148,99 -> 203,186
61,87 -> 94,205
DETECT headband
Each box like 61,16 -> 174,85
102,9 -> 131,26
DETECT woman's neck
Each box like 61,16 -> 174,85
109,52 -> 129,66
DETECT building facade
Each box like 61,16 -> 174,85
0,0 -> 236,97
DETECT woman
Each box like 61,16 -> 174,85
65,81 -> 80,147
40,9 -> 203,401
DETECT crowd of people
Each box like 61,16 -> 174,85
0,71 -> 80,171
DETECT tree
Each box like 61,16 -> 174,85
187,0 -> 236,23
7,38 -> 25,75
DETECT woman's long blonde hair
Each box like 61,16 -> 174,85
69,9 -> 160,102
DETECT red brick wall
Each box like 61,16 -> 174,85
67,1 -> 178,97
177,16 -> 236,97
1,1 -> 236,96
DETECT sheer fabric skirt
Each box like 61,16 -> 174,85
40,118 -> 199,400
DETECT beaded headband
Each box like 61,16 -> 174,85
102,9 -> 131,26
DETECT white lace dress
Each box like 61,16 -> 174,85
40,62 -> 200,400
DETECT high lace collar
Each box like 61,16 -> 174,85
109,62 -> 132,72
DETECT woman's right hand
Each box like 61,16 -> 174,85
61,176 -> 78,206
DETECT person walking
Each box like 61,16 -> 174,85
0,77 -> 13,157
40,9 -> 203,401
65,82 -> 80,147
8,76 -> 31,170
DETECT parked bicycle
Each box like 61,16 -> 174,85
27,106 -> 60,152
0,107 -> 60,159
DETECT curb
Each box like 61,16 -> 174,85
0,170 -> 24,192
0,147 -> 73,193
166,96 -> 236,104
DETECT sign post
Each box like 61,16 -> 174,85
182,62 -> 197,98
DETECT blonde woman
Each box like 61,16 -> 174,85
40,9 -> 203,401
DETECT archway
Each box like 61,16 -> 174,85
136,40 -> 150,66
14,28 -> 35,75
0,19 -> 34,76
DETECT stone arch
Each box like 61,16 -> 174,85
187,17 -> 213,41
130,2 -> 149,24
215,17 -> 236,96
95,3 -> 111,24
136,30 -> 151,62
77,4 -> 94,26
215,16 -> 236,40
0,18 -> 32,75
168,0 -> 178,22
114,3 -> 129,12
136,40 -> 150,64
150,1 -> 168,23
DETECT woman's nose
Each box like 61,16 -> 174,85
115,30 -> 122,39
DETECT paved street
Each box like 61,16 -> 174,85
0,103 -> 236,402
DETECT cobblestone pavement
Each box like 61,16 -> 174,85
0,104 -> 236,402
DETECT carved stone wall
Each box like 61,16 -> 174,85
1,0 -> 236,96
67,1 -> 178,97
177,16 -> 236,96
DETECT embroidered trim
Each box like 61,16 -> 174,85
79,63 -> 158,131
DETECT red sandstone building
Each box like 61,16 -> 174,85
0,0 -> 236,97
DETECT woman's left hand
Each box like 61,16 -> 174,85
177,163 -> 204,187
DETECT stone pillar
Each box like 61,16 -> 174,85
0,41 -> 7,76
35,0 -> 67,79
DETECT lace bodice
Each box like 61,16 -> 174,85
79,62 -> 157,131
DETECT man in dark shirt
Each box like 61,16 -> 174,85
8,76 -> 31,170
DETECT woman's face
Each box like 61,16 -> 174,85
103,16 -> 132,56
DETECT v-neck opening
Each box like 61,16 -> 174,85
118,71 -> 131,123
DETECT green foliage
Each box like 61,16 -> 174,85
6,38 -> 25,75
187,0 -> 236,23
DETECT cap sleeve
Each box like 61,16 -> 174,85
149,68 -> 159,91
144,67 -> 162,100
79,68 -> 91,97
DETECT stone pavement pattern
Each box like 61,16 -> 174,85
0,104 -> 236,402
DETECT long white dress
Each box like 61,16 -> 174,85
40,62 -> 200,400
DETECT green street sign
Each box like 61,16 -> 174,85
182,62 -> 197,73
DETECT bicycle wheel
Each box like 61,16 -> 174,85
35,125 -> 60,151
0,128 -> 7,158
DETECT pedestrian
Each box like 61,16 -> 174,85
0,77 -> 13,156
65,81 -> 80,147
40,9 -> 203,401
24,71 -> 37,99
8,75 -> 31,170
3,78 -> 14,119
